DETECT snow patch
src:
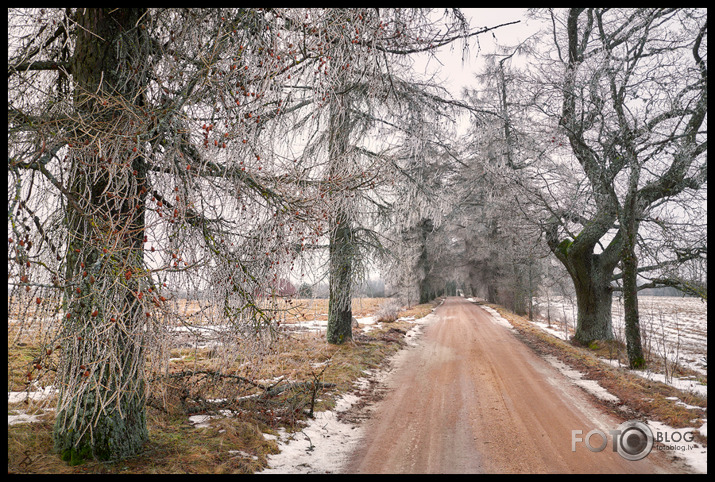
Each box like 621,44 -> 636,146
627,369 -> 707,399
7,386 -> 57,426
8,412 -> 46,426
188,410 -> 235,428
529,320 -> 571,340
257,391 -> 366,474
7,385 -> 56,404
647,420 -> 708,474
228,450 -> 259,460
543,356 -> 620,404
480,305 -> 516,333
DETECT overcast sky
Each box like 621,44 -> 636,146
421,8 -> 543,98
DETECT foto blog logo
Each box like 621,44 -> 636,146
572,420 -> 654,461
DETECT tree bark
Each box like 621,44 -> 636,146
327,209 -> 355,344
620,164 -> 646,368
546,221 -> 619,345
571,263 -> 615,344
622,235 -> 645,368
53,8 -> 150,462
326,91 -> 354,345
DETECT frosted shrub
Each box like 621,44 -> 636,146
375,298 -> 402,323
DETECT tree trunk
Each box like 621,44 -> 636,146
327,211 -> 354,344
326,88 -> 354,345
418,277 -> 431,304
570,254 -> 615,344
415,218 -> 434,304
621,171 -> 645,368
487,283 -> 499,305
546,215 -> 620,346
622,243 -> 645,368
527,262 -> 534,321
53,8 -> 149,462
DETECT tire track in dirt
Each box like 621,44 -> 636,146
342,297 -> 682,473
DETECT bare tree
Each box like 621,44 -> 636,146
466,8 -> 707,352
299,9 -> 519,342
551,8 -> 706,353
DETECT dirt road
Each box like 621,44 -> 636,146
343,297 -> 679,473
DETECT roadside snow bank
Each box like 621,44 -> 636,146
480,305 -> 517,333
647,420 -> 708,474
543,355 -> 620,404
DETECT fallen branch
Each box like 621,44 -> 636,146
151,369 -> 336,414
153,369 -> 271,390
264,381 -> 336,398
173,380 -> 337,416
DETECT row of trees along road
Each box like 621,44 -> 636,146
8,8 -> 517,462
387,8 -> 706,371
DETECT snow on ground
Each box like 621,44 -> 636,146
626,296 -> 708,376
647,421 -> 708,474
8,384 -> 57,426
599,359 -> 708,399
543,355 -> 620,404
278,314 -> 388,334
8,385 -> 56,404
257,312 -> 437,474
532,296 -> 707,376
525,296 -> 708,397
8,412 -> 48,426
257,391 -> 366,474
480,305 -> 517,333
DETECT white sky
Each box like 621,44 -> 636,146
423,8 -> 542,98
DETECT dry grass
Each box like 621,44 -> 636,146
484,302 -> 707,439
7,415 -> 279,474
395,302 -> 434,320
272,297 -> 384,323
8,297 -> 438,474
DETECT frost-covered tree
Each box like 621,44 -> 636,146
544,8 -> 706,354
8,7 -> 341,462
468,8 -> 707,351
8,8 -> 519,460
290,9 -> 518,342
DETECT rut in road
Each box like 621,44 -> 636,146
343,296 -> 676,474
